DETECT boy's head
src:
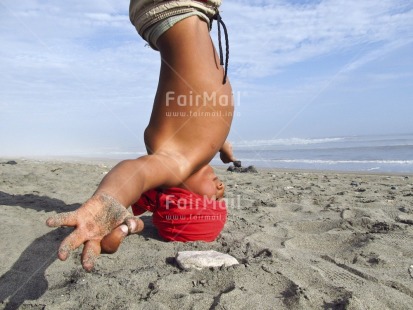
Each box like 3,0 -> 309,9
132,165 -> 227,242
179,165 -> 225,199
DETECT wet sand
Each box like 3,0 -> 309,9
1,158 -> 413,309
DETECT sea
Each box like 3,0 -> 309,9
209,133 -> 413,174
66,133 -> 413,174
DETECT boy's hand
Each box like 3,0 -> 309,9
219,151 -> 234,164
46,193 -> 132,271
219,141 -> 236,164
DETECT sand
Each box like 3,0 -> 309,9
1,158 -> 413,309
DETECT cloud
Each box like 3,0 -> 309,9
0,0 -> 158,108
342,39 -> 413,73
84,13 -> 127,23
2,0 -> 411,102
221,0 -> 413,79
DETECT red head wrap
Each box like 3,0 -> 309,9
132,188 -> 227,242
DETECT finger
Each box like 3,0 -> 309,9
101,225 -> 128,254
125,217 -> 145,235
46,211 -> 78,227
58,229 -> 86,261
82,240 -> 101,272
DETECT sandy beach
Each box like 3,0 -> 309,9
1,158 -> 413,309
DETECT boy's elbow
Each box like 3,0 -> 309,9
149,152 -> 195,188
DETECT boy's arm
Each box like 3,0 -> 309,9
95,152 -> 191,206
46,152 -> 191,271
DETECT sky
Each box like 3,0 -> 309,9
1,0 -> 412,157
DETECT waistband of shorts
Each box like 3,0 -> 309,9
130,0 -> 221,37
144,11 -> 206,49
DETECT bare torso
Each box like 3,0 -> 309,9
144,16 -> 234,172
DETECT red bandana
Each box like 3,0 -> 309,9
132,187 -> 227,242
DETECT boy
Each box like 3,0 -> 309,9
47,0 -> 235,271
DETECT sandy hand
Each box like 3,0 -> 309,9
46,193 -> 131,271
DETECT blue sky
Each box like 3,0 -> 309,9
1,0 -> 412,157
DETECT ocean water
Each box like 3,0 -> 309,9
71,133 -> 413,174
210,133 -> 413,173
